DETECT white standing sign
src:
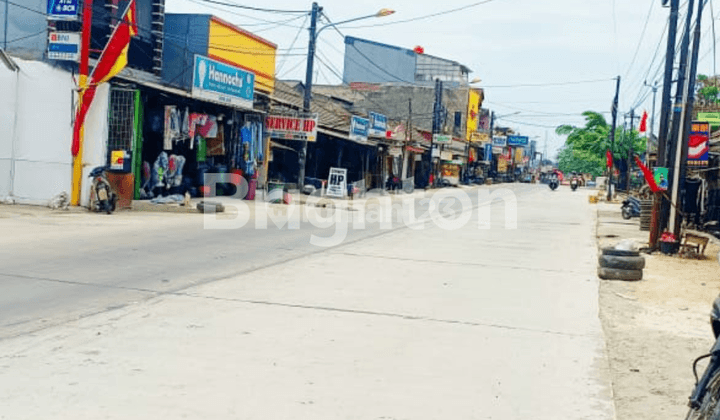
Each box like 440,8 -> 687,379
326,167 -> 347,198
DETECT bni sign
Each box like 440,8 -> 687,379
192,55 -> 255,110
47,32 -> 80,61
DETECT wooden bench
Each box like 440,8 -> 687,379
681,232 -> 710,256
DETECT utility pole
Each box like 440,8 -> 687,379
431,78 -> 443,187
3,0 -> 8,51
657,0 -> 681,168
645,81 -> 659,161
671,0 -> 704,237
608,76 -> 621,201
71,0 -> 94,206
651,0 -> 680,248
626,109 -> 640,192
402,98 -> 411,183
298,2 -> 320,191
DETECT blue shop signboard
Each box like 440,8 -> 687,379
492,136 -> 507,147
192,55 -> 255,110
369,112 -> 387,136
349,116 -> 369,142
47,0 -> 79,20
507,135 -> 529,147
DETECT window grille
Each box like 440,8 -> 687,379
107,88 -> 135,152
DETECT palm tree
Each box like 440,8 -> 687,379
556,111 -> 646,165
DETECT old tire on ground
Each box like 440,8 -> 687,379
599,254 -> 646,270
601,247 -> 641,257
197,201 -> 225,213
684,367 -> 720,420
597,267 -> 643,281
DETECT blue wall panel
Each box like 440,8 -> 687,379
343,36 -> 416,85
162,14 -> 210,90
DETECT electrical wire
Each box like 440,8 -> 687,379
275,13 -> 309,75
3,29 -> 47,45
481,78 -> 616,88
183,0 -> 308,14
342,0 -> 499,29
184,0 -> 307,27
623,0 -> 656,81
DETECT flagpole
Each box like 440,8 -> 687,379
88,0 -> 134,85
71,0 -> 94,206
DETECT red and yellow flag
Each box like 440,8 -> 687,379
72,0 -> 138,156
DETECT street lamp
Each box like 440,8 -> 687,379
298,4 -> 395,190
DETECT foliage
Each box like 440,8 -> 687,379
697,74 -> 720,104
555,111 -> 646,175
557,144 -> 604,177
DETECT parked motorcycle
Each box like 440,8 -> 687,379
684,286 -> 720,419
88,166 -> 117,214
621,196 -> 641,220
570,175 -> 579,191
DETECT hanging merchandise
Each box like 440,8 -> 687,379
198,115 -> 218,138
188,113 -> 209,139
241,122 -> 255,176
196,136 -> 207,162
181,107 -> 190,138
164,106 -> 180,150
207,125 -> 225,156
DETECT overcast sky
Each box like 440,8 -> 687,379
166,0 -> 718,158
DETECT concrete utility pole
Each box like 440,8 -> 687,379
651,0 -> 680,248
608,76 -> 621,201
626,109 -> 640,192
298,2 -> 320,191
671,0 -> 705,236
431,78 -> 443,187
645,81 -> 659,160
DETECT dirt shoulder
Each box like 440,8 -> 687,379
596,200 -> 720,420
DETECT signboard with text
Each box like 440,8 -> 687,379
349,116 -> 369,142
433,134 -> 452,144
47,0 -> 79,20
47,32 -> 80,61
369,112 -> 387,136
492,136 -> 507,147
326,167 -> 347,198
507,135 -> 529,147
266,113 -> 318,142
192,55 -> 255,110
688,121 -> 710,167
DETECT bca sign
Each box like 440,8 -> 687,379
326,167 -> 347,198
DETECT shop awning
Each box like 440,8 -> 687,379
318,127 -> 379,147
270,140 -> 298,153
113,66 -> 263,114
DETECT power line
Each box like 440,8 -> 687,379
275,14 -> 309,74
185,0 -> 307,27
343,0 -> 499,29
184,0 -> 308,14
623,0 -> 656,81
481,78 -> 616,88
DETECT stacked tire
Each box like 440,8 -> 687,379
598,248 -> 645,281
639,199 -> 652,231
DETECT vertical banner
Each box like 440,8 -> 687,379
688,121 -> 710,167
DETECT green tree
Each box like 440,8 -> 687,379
557,144 -> 604,177
556,111 -> 646,170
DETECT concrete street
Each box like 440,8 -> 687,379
0,184 -> 615,419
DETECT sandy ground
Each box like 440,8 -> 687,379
596,199 -> 720,420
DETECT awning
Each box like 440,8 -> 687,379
318,127 -> 379,147
270,141 -> 298,153
113,66 -> 263,114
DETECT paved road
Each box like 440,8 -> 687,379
0,184 -> 615,419
0,186 -> 525,339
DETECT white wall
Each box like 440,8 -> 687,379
81,84 -> 110,207
0,61 -> 18,200
0,57 -> 75,205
